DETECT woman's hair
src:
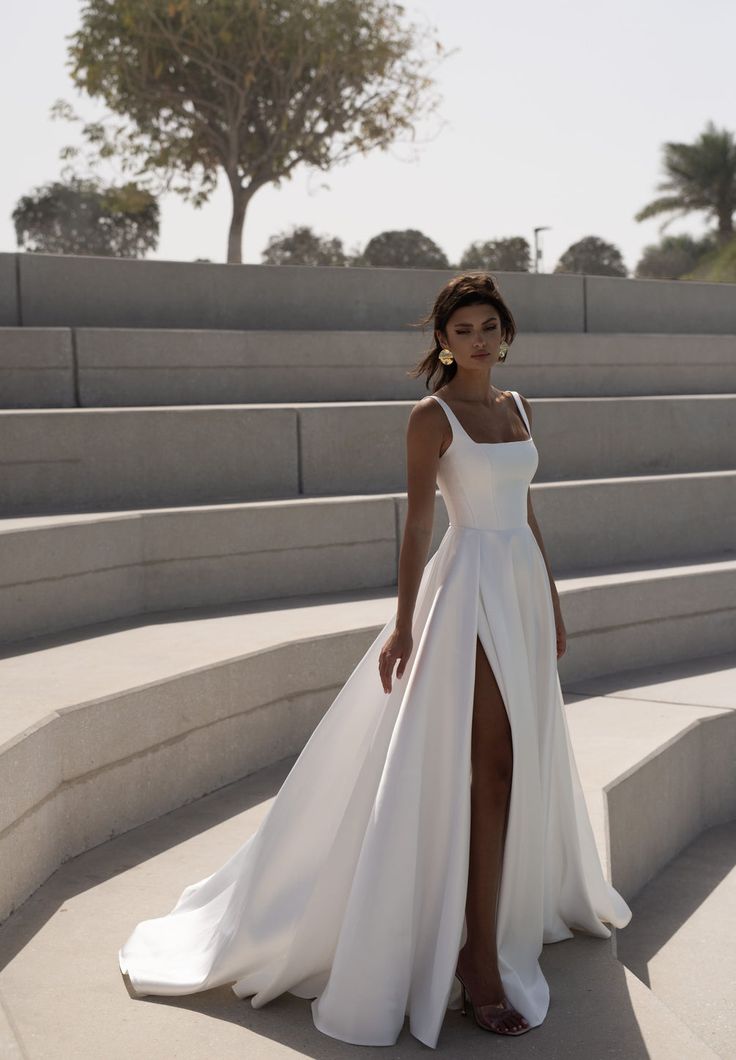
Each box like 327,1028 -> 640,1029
407,272 -> 517,392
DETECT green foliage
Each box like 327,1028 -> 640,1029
635,121 -> 736,247
681,234 -> 736,282
55,0 -> 445,260
358,228 -> 449,268
11,176 -> 159,256
635,233 -> 718,280
261,224 -> 348,265
459,237 -> 531,272
554,235 -> 628,277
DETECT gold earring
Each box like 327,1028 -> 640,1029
438,347 -> 454,365
498,341 -> 509,362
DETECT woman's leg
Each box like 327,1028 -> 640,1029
456,635 -> 529,1032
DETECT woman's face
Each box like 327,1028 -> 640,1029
437,303 -> 503,368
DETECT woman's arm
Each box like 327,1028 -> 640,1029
379,399 -> 444,692
519,394 -> 565,634
395,399 -> 444,632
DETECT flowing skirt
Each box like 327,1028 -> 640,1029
118,523 -> 632,1048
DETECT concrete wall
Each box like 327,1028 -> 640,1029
2,396 -> 735,516
3,328 -> 736,408
2,476 -> 735,646
605,709 -> 736,899
1,253 -> 580,331
0,254 -> 18,326
586,274 -> 736,333
2,251 -> 736,332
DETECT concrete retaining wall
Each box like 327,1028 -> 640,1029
2,396 -> 736,516
605,709 -> 736,899
2,477 -> 735,645
1,254 -> 580,331
2,252 -> 736,332
3,328 -> 736,408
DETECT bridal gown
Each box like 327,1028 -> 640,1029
118,389 -> 632,1048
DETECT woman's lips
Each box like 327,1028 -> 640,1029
472,351 -> 489,357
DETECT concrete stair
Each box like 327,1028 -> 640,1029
3,252 -> 736,333
1,668 -> 732,1057
2,396 -> 736,516
616,819 -> 736,1059
0,254 -> 734,1057
3,327 -> 736,407
1,586 -> 734,924
1,476 -> 734,645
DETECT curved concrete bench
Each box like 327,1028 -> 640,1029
1,473 -> 735,644
0,579 -> 734,924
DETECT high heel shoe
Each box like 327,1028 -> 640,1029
456,971 -> 531,1036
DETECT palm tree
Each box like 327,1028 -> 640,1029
635,121 -> 736,247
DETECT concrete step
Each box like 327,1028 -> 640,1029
1,476 -> 735,645
0,708 -> 727,1058
0,559 -> 733,922
615,819 -> 736,1059
565,655 -> 736,899
1,395 -> 735,516
4,251 -> 736,335
2,326 -> 736,407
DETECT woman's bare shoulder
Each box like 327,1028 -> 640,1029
411,393 -> 446,420
407,395 -> 448,442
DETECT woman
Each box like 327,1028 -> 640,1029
119,272 -> 631,1048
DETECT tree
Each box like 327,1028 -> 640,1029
679,235 -> 736,283
635,121 -> 736,248
459,237 -> 530,272
261,224 -> 347,266
554,236 -> 627,277
12,176 -> 159,257
635,233 -> 718,280
359,228 -> 449,268
54,0 -> 445,263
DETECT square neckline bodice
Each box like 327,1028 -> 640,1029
429,390 -> 532,453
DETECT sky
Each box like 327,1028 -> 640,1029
1,0 -> 734,273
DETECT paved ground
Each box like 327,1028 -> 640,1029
0,757 -> 722,1060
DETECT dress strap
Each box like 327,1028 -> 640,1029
509,391 -> 532,438
428,394 -> 470,443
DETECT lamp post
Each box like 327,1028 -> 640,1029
534,226 -> 551,273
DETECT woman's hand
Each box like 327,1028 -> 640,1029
379,626 -> 413,693
554,609 -> 567,659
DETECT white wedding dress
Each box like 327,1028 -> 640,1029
118,390 -> 632,1048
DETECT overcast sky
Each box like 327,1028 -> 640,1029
2,0 -> 733,273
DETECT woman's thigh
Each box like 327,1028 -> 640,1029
471,635 -> 513,789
